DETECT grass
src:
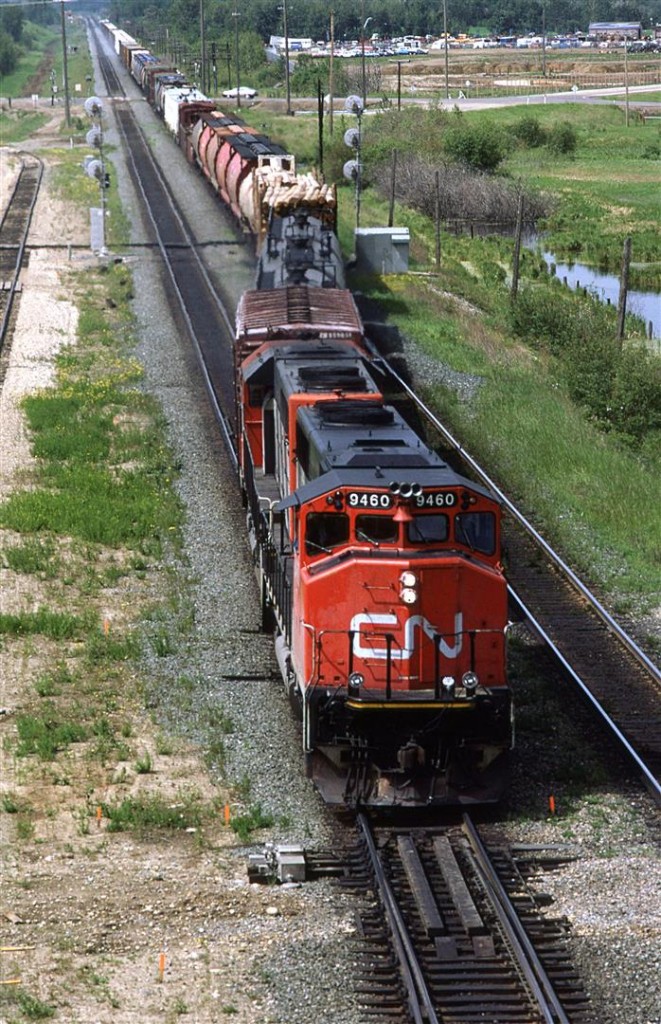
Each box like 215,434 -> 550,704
101,791 -> 214,833
0,988 -> 55,1020
0,265 -> 183,555
0,607 -> 94,640
230,803 -> 275,843
15,711 -> 88,760
2,537 -> 60,577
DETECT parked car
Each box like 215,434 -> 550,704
222,86 -> 258,99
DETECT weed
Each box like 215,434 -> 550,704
204,738 -> 227,772
205,706 -> 234,733
101,792 -> 212,833
3,537 -> 59,577
16,814 -> 36,841
16,712 -> 88,760
74,807 -> 90,836
230,804 -> 274,843
133,752 -> 153,774
0,607 -> 93,640
0,988 -> 56,1020
222,1008 -> 239,1016
155,733 -> 174,755
85,627 -> 139,665
150,626 -> 176,657
34,663 -> 73,697
2,792 -> 25,813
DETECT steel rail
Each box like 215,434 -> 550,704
0,157 -> 43,349
93,33 -> 238,468
370,349 -> 660,685
462,814 -> 571,1024
510,587 -> 661,804
357,813 -> 439,1024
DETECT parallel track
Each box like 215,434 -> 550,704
347,814 -> 594,1024
92,24 -> 238,459
0,155 -> 43,351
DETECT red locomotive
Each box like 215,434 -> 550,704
236,287 -> 512,807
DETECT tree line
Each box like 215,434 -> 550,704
102,0 -> 658,46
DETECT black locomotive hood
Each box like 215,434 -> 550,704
274,467 -> 497,512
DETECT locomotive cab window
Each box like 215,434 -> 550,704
455,512 -> 496,555
356,514 -> 398,546
305,512 -> 349,555
407,514 -> 449,545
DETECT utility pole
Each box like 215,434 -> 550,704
360,0 -> 373,106
60,0 -> 71,127
624,34 -> 630,127
442,0 -> 449,100
329,10 -> 335,135
282,0 -> 291,115
232,11 -> 241,108
199,0 -> 206,94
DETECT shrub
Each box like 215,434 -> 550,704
609,345 -> 661,445
512,115 -> 546,148
546,122 -> 577,156
561,332 -> 620,422
443,120 -> 508,171
510,284 -> 616,353
371,153 -> 550,228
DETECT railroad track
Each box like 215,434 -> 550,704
0,154 -> 43,352
92,24 -> 240,456
368,350 -> 661,804
347,813 -> 594,1024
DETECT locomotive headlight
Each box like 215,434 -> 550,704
400,587 -> 417,605
442,675 -> 456,698
462,671 -> 479,696
399,571 -> 417,588
348,672 -> 364,693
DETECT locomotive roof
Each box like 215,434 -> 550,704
276,467 -> 495,511
273,351 -> 378,398
297,399 -> 438,466
243,340 -> 367,381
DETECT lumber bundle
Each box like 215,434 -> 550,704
253,160 -> 337,235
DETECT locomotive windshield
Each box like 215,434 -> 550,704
356,515 -> 398,546
407,514 -> 449,544
305,512 -> 349,554
455,512 -> 496,555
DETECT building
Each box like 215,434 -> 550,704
588,22 -> 642,41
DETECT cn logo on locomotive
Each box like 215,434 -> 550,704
349,613 -> 464,660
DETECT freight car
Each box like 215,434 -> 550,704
98,21 -> 337,253
99,20 -> 513,808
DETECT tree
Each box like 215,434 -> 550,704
0,30 -> 18,77
0,7 -> 23,43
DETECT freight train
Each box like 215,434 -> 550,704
99,20 -> 513,808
